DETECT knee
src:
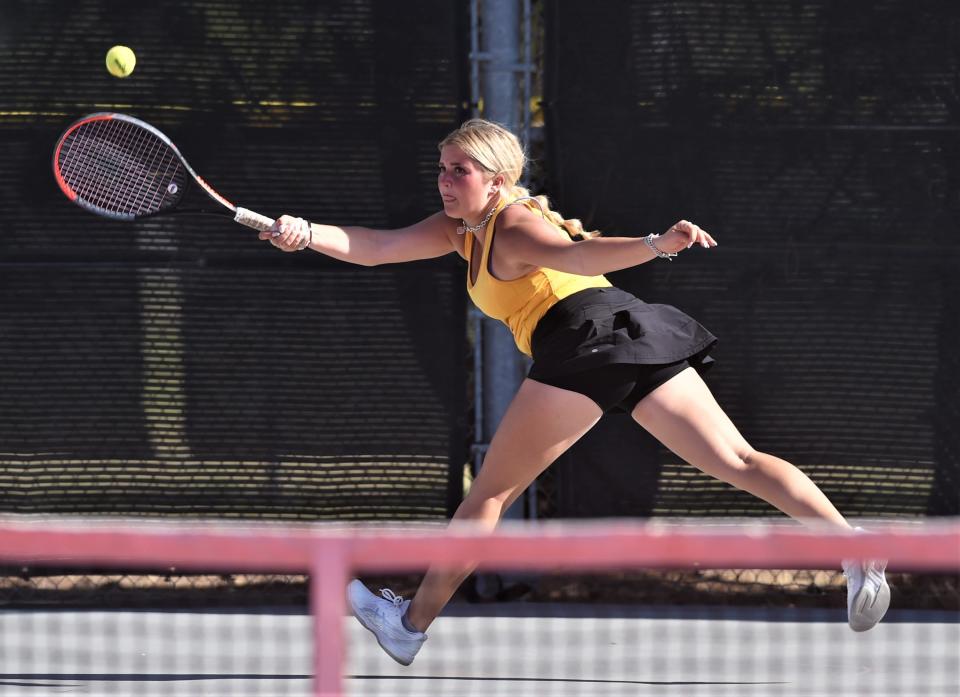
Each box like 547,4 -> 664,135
724,447 -> 759,485
738,447 -> 759,470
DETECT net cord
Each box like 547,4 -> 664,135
0,518 -> 956,573
1,516 -> 957,697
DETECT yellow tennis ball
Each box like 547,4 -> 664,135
105,45 -> 136,78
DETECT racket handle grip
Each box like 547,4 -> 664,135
234,207 -> 275,231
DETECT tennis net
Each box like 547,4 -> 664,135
0,516 -> 957,697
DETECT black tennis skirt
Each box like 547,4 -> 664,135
527,287 -> 718,381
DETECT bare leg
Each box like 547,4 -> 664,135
405,379 -> 603,631
631,368 -> 850,528
632,368 -> 896,632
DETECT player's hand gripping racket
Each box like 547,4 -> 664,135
53,112 -> 274,230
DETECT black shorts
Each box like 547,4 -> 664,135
530,359 -> 692,413
527,287 -> 717,414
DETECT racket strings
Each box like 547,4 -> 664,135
92,120 -> 148,214
61,121 -> 124,206
63,120 -> 123,207
102,120 -> 173,213
112,120 -> 182,215
123,123 -> 167,214
61,121 -> 143,212
104,120 -> 149,212
58,118 -> 186,217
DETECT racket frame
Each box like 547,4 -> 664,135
52,112 -> 273,230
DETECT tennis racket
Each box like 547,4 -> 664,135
52,112 -> 274,230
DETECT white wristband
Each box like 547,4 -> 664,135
296,218 -> 313,251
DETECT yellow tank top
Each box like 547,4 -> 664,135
465,198 -> 612,356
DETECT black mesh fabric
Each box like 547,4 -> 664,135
545,0 -> 959,518
0,0 -> 470,519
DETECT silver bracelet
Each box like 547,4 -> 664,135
296,218 -> 313,251
643,233 -> 677,261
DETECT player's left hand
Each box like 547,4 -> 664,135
656,220 -> 717,255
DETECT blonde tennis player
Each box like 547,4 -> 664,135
260,118 -> 889,665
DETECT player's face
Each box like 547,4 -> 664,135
438,145 -> 500,222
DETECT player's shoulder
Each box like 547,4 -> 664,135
497,198 -> 544,229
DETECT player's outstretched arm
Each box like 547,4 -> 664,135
260,212 -> 459,266
497,206 -> 717,276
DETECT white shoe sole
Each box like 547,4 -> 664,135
351,605 -> 416,666
848,577 -> 891,632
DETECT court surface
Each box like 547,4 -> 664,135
0,604 -> 956,696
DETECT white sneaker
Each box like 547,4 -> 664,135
347,580 -> 426,666
843,558 -> 891,632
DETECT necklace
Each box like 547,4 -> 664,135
457,204 -> 498,236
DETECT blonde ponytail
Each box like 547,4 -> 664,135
505,185 -> 601,240
440,119 -> 601,240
